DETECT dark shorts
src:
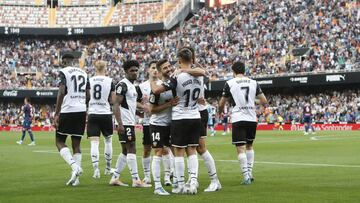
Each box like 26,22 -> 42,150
142,125 -> 151,145
171,119 -> 201,148
232,121 -> 257,145
303,116 -> 312,124
57,112 -> 86,137
199,109 -> 209,138
87,114 -> 113,137
222,116 -> 228,124
119,125 -> 136,143
150,125 -> 171,148
23,120 -> 32,130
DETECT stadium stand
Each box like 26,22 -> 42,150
0,5 -> 49,27
0,0 -> 359,88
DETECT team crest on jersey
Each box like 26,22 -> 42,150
149,94 -> 155,103
153,141 -> 157,147
116,86 -> 122,94
128,136 -> 132,141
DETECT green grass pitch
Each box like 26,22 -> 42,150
0,130 -> 359,203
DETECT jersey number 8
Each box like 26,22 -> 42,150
93,84 -> 102,100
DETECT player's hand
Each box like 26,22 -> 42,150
170,97 -> 179,106
143,105 -> 151,114
53,114 -> 59,129
117,125 -> 125,135
198,97 -> 206,105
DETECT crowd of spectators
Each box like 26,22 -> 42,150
0,0 -> 358,89
257,90 -> 360,123
0,103 -> 54,126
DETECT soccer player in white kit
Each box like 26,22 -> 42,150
219,61 -> 267,185
151,48 -> 206,194
180,46 -> 222,192
148,59 -> 179,195
109,60 -> 151,188
54,51 -> 89,186
87,60 -> 116,179
136,61 -> 158,184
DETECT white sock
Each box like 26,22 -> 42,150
162,154 -> 171,179
90,140 -> 100,170
152,156 -> 162,189
174,157 -> 185,187
238,153 -> 250,180
188,154 -> 198,183
59,147 -> 78,171
201,150 -> 218,181
127,153 -> 140,181
142,156 -> 151,179
113,153 -> 127,179
104,136 -> 113,171
168,148 -> 175,173
246,150 -> 254,178
73,153 -> 82,169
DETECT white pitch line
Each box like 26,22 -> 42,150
33,150 -> 360,168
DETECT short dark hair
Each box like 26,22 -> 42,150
179,46 -> 195,62
177,48 -> 193,63
149,60 -> 157,68
156,59 -> 168,71
123,60 -> 139,71
232,61 -> 246,74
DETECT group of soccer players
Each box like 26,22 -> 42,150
52,47 -> 268,195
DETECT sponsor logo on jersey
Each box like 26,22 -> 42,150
116,86 -> 122,94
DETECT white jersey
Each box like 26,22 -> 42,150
163,72 -> 202,120
198,76 -> 207,111
59,66 -> 89,113
137,80 -> 151,126
88,76 -> 115,115
222,77 -> 263,123
149,80 -> 174,126
115,78 -> 138,126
